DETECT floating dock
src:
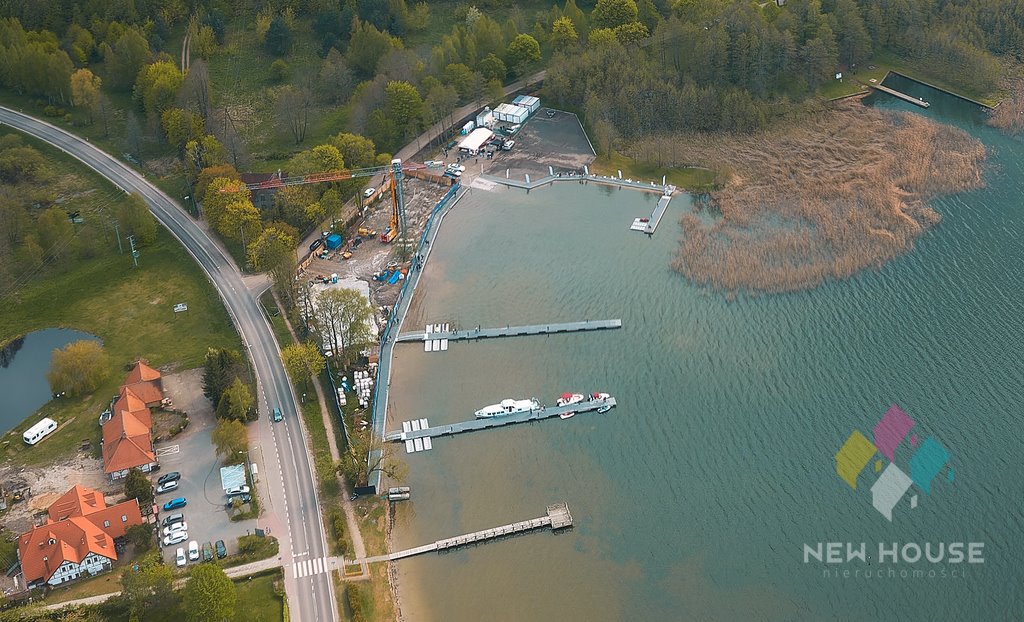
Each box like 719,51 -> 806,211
868,83 -> 930,108
354,503 -> 574,564
631,193 -> 673,234
398,319 -> 621,344
385,395 -> 616,446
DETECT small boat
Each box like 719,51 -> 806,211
596,404 -> 611,414
591,392 -> 610,401
557,393 -> 584,420
475,398 -> 540,418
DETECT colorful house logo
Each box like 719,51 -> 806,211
835,405 -> 953,521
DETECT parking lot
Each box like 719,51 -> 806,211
482,109 -> 596,179
155,370 -> 258,564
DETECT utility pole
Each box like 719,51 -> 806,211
127,235 -> 139,267
114,221 -> 123,254
240,225 -> 247,259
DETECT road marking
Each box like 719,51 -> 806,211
155,445 -> 179,456
292,556 -> 329,579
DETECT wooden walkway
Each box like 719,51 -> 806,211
867,83 -> 930,108
631,193 -> 674,234
354,503 -> 574,564
384,396 -> 616,444
396,319 -> 621,343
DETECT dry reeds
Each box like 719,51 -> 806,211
643,101 -> 986,293
988,77 -> 1024,134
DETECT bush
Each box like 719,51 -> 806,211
269,59 -> 290,83
346,583 -> 366,622
126,523 -> 154,551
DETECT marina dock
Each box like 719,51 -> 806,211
385,395 -> 616,446
397,319 -> 621,344
867,83 -> 930,107
630,193 -> 673,234
354,503 -> 573,563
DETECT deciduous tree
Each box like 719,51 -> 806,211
312,288 -> 373,364
551,17 -> 579,51
202,347 -> 245,405
182,563 -> 236,622
134,61 -> 183,115
119,552 -> 176,619
69,68 -> 101,124
505,34 -> 541,75
117,193 -> 157,245
281,341 -> 325,392
217,199 -> 262,244
248,226 -> 298,303
47,340 -> 108,396
478,53 -> 507,82
123,468 -> 153,505
592,0 -> 639,30
216,377 -> 254,422
211,418 -> 247,463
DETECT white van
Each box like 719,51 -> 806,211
23,417 -> 58,445
250,463 -> 259,482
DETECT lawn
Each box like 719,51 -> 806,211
590,150 -> 719,192
0,131 -> 241,468
231,573 -> 286,622
818,49 -> 1003,107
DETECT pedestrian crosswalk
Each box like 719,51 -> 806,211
292,556 -> 329,579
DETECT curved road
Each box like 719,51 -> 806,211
0,107 -> 336,622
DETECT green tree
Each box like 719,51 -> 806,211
587,27 -> 619,47
288,144 -> 345,176
216,377 -> 254,422
443,63 -> 480,100
265,15 -> 292,56
478,53 -> 507,82
248,226 -> 298,303
101,26 -> 151,91
69,68 -> 101,124
329,133 -> 377,168
119,552 -> 176,619
348,19 -> 402,76
217,199 -> 262,243
505,34 -> 541,74
161,108 -> 206,151
211,418 -> 248,463
551,17 -> 579,51
125,523 -> 154,551
35,205 -> 73,260
592,0 -> 639,30
312,288 -> 373,364
202,178 -> 251,233
614,21 -> 649,45
337,432 -> 407,487
123,468 -> 154,505
47,340 -> 109,396
117,194 -> 157,245
384,80 -> 424,139
134,61 -> 183,115
281,341 -> 325,392
202,348 -> 246,405
182,563 -> 236,622
196,165 -> 240,203
269,59 -> 290,82
366,109 -> 399,153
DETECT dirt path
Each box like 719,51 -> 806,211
271,291 -> 369,572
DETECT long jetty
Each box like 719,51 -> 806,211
385,395 -> 616,445
867,83 -> 930,108
354,503 -> 573,564
631,193 -> 673,234
396,319 -> 621,343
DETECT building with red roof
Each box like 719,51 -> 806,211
17,485 -> 143,587
102,363 -> 162,480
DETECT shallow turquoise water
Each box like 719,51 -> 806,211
387,79 -> 1024,621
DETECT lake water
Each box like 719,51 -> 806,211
388,78 -> 1024,621
0,329 -> 100,433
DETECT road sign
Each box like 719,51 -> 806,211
173,303 -> 188,313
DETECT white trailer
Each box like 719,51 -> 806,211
23,417 -> 58,445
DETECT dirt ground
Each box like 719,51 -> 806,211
0,453 -> 109,537
483,109 -> 596,179
299,176 -> 451,323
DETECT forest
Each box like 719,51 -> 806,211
0,0 -> 1021,294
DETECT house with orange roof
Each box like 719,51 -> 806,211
17,484 -> 143,587
101,362 -> 163,480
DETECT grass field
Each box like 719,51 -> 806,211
0,131 -> 240,468
591,150 -> 718,192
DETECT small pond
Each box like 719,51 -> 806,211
0,328 -> 101,435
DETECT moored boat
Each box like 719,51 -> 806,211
475,398 -> 540,418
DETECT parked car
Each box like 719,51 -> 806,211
309,238 -> 323,252
163,531 -> 188,547
163,497 -> 187,511
155,480 -> 178,494
161,513 -> 184,527
225,485 -> 250,496
162,522 -> 188,537
502,140 -> 515,151
215,540 -> 227,559
546,108 -> 556,117
188,540 -> 200,561
447,164 -> 466,172
363,187 -> 375,199
272,407 -> 282,422
202,542 -> 214,562
175,547 -> 187,567
157,472 -> 180,486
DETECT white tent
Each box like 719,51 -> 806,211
494,103 -> 529,124
458,127 -> 494,153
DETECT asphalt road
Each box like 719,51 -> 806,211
0,107 -> 337,622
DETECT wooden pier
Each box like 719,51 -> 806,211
355,503 -> 574,564
396,319 -> 622,344
630,192 -> 674,234
867,83 -> 930,108
385,395 -> 616,445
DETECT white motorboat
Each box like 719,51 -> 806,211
557,393 -> 585,419
475,398 -> 540,418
